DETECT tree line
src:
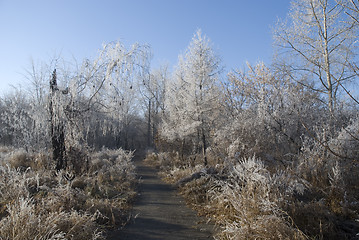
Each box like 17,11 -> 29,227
0,0 -> 358,171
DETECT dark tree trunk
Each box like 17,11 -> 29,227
49,69 -> 66,171
52,125 -> 66,171
202,130 -> 207,166
147,98 -> 152,148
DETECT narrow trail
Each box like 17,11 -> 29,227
107,156 -> 214,240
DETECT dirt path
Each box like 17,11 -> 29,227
107,157 -> 214,240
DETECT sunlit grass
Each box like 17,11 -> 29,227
0,146 -> 137,239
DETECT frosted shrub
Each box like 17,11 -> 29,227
157,152 -> 176,168
0,165 -> 31,203
44,184 -> 88,213
229,156 -> 307,200
296,134 -> 333,188
231,156 -> 270,185
0,197 -> 103,240
332,117 -> 359,159
55,211 -> 103,240
1,90 -> 48,151
209,156 -> 306,240
1,149 -> 51,171
89,157 -> 111,173
114,149 -> 135,176
84,148 -> 136,225
0,147 -> 136,238
291,121 -> 359,238
144,151 -> 181,172
0,197 -> 66,240
7,149 -> 31,170
93,149 -> 136,187
227,138 -> 242,160
329,117 -> 359,193
271,170 -> 307,198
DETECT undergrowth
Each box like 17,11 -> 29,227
0,147 -> 137,240
147,151 -> 359,240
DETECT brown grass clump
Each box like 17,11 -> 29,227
1,148 -> 52,171
32,151 -> 52,170
7,149 -> 31,170
0,197 -> 103,240
0,198 -> 67,240
210,157 -> 307,240
179,175 -> 214,212
55,210 -> 103,240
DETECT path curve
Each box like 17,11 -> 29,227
107,157 -> 214,240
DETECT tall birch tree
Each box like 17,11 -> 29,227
274,0 -> 357,113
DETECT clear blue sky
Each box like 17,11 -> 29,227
0,0 -> 290,94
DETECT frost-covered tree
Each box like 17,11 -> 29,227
218,62 -> 323,162
0,41 -> 151,169
274,0 -> 357,113
47,41 -> 151,169
52,41 -> 150,153
161,30 -> 222,165
88,42 -> 148,149
0,90 -> 34,149
139,64 -> 168,148
0,59 -> 59,151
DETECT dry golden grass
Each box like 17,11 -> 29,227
0,197 -> 103,240
0,146 -> 137,240
151,152 -> 359,240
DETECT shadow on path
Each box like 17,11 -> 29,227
107,156 -> 214,240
